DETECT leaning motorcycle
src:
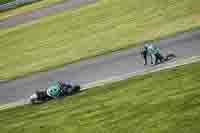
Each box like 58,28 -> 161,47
29,81 -> 81,104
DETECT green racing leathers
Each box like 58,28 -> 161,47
143,44 -> 163,65
46,82 -> 61,98
46,80 -> 74,98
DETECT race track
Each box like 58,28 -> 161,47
0,0 -> 96,29
0,30 -> 200,105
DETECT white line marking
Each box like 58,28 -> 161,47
82,56 -> 200,90
0,56 -> 200,111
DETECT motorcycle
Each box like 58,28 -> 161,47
29,81 -> 81,104
155,53 -> 176,65
141,48 -> 176,65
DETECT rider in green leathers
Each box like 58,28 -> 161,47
46,83 -> 61,98
46,81 -> 73,98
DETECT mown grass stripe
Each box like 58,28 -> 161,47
0,61 -> 200,132
0,0 -> 200,79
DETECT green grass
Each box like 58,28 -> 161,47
1,62 -> 200,133
0,0 -> 15,5
0,0 -> 200,79
0,0 -> 64,19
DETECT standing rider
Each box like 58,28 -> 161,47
142,44 -> 153,65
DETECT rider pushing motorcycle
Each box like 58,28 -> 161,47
142,43 -> 164,65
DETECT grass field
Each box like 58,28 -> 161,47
0,61 -> 200,133
0,0 -> 200,79
0,0 -> 63,19
0,0 -> 15,5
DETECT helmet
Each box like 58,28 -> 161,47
47,85 -> 61,97
144,43 -> 149,50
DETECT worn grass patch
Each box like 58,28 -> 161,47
1,61 -> 200,133
0,0 -> 200,79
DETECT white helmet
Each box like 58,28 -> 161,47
144,43 -> 149,49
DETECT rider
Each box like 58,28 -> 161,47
46,81 -> 73,98
143,43 -> 164,65
142,44 -> 153,65
46,84 -> 61,98
58,80 -> 73,94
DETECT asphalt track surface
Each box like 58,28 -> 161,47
0,30 -> 200,105
0,0 -> 96,29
